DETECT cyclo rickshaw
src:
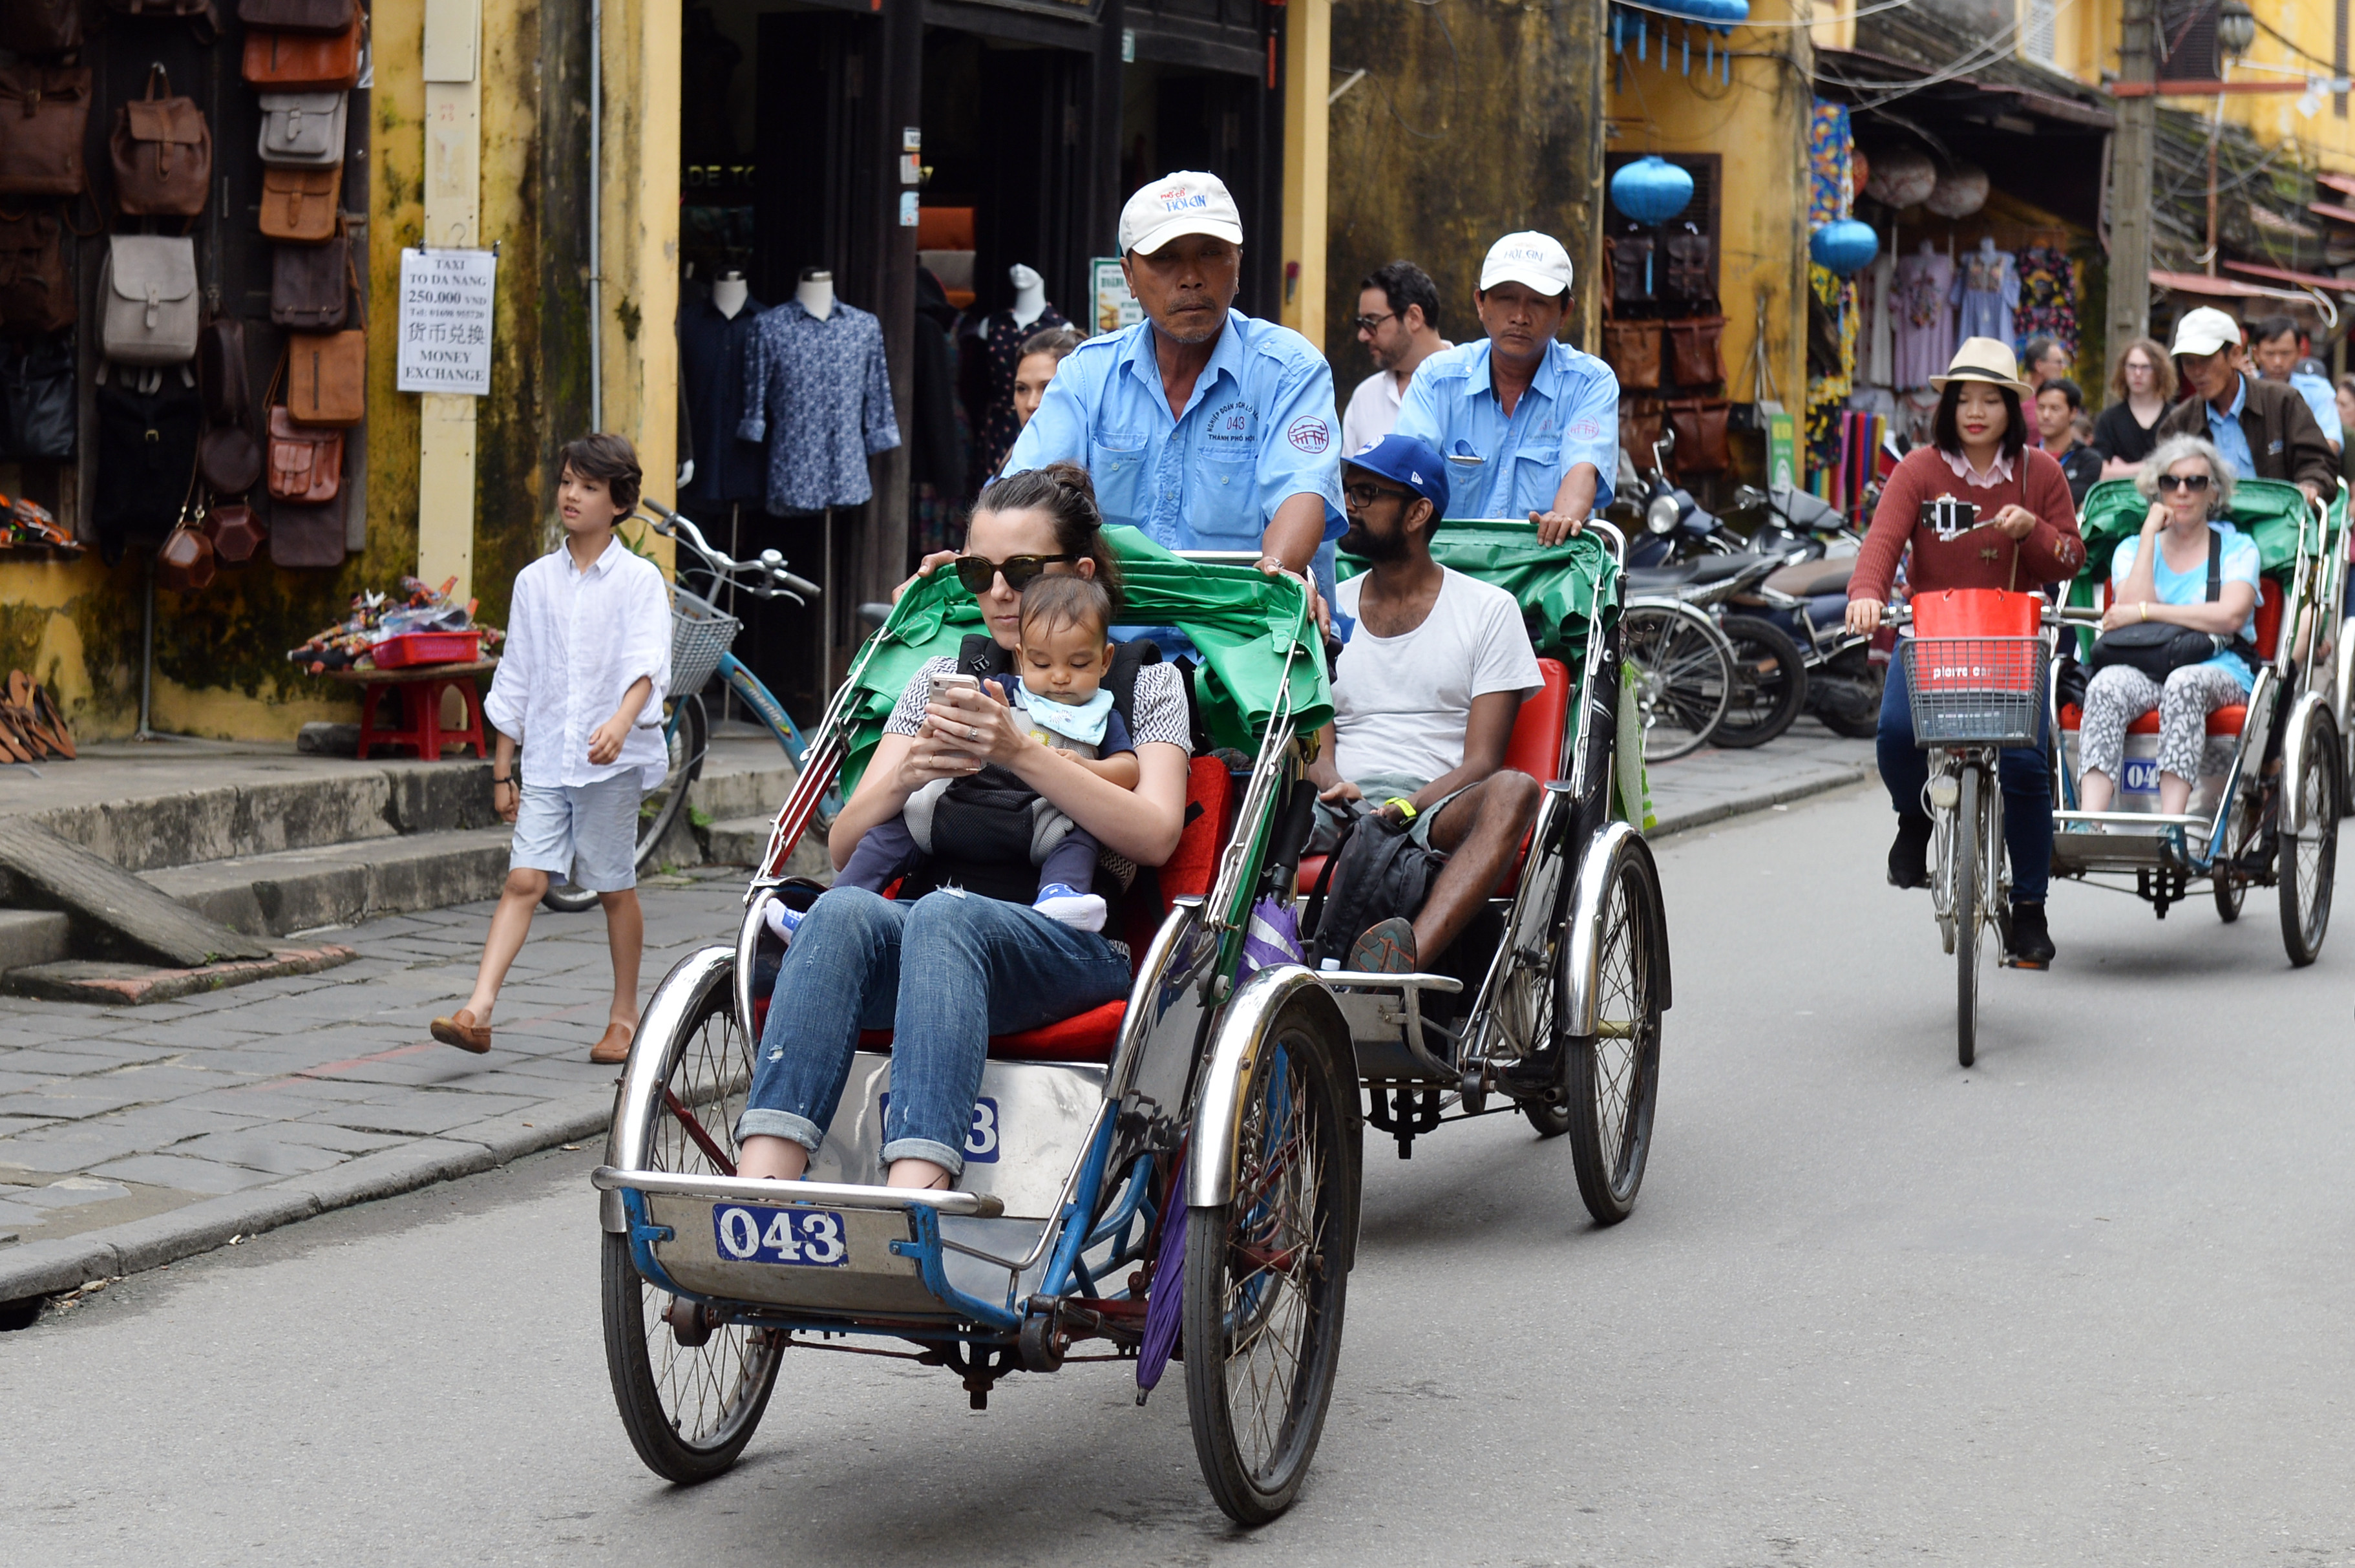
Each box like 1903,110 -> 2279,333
591,517 -> 1669,1523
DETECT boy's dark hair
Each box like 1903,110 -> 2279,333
1018,573 -> 1113,643
1362,259 -> 1440,336
2039,376 -> 2086,413
2251,313 -> 2299,347
1931,380 -> 2028,463
558,432 -> 643,513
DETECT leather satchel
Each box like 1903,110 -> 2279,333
1602,321 -> 1663,391
112,66 -> 213,218
1619,394 -> 1665,462
0,0 -> 83,54
0,335 -> 76,461
1611,236 -> 1654,306
95,370 -> 203,562
257,91 -> 346,167
202,500 -> 265,564
100,235 -> 201,366
1664,231 -> 1715,306
0,207 -> 73,334
269,494 -> 344,567
198,425 -> 262,494
268,406 -> 343,503
238,0 -> 357,32
1665,316 -> 1727,388
0,66 -> 93,197
259,164 -> 341,242
243,14 -> 366,91
1664,397 -> 1732,475
285,252 -> 364,427
199,319 -> 253,427
272,223 -> 349,326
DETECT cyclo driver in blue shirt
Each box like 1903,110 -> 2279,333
1000,171 -> 1346,635
1393,230 -> 1618,544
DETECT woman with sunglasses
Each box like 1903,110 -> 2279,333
2076,436 -> 2261,821
734,462 -> 1194,1192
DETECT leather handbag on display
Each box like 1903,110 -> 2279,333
1602,321 -> 1663,391
198,425 -> 262,494
202,499 -> 265,564
156,516 -> 217,594
256,91 -> 347,167
1611,236 -> 1654,306
0,0 -> 83,54
1619,394 -> 1665,461
1664,231 -> 1715,306
198,318 -> 253,427
94,369 -> 202,563
0,66 -> 93,197
237,0 -> 357,32
271,223 -> 348,324
268,406 -> 343,503
0,208 -> 73,334
1665,397 -> 1733,474
100,235 -> 200,365
111,67 -> 213,218
0,335 -> 76,461
268,494 -> 344,567
1665,316 -> 1727,388
286,256 -> 364,426
242,14 -> 366,90
259,164 -> 341,242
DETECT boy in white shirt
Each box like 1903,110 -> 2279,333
433,434 -> 673,1064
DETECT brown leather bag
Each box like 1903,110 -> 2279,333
157,518 -> 218,593
1664,231 -> 1715,306
1602,321 -> 1663,392
269,494 -> 344,567
285,257 -> 364,427
238,0 -> 357,32
243,14 -> 366,91
0,67 -> 93,197
199,319 -> 252,427
259,164 -> 341,242
198,425 -> 262,494
1665,316 -> 1727,388
0,207 -> 73,334
1665,397 -> 1732,474
0,0 -> 83,54
112,67 -> 213,218
1619,395 -> 1665,462
202,499 -> 265,564
271,224 -> 349,326
268,406 -> 343,502
1611,236 -> 1654,306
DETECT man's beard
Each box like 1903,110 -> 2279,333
1340,520 -> 1408,560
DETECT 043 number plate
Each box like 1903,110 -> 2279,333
710,1203 -> 850,1267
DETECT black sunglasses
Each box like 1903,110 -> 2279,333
953,552 -> 1077,594
1342,481 -> 1415,509
1351,310 -> 1396,334
2156,473 -> 2212,493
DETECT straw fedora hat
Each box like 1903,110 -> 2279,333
1928,336 -> 2033,395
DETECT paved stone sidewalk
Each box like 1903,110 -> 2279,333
1646,721 -> 1877,836
0,869 -> 750,1302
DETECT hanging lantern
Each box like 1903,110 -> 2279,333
1850,147 -> 1872,202
2217,0 -> 2255,57
1923,159 -> 1990,219
1610,156 -> 1695,225
1863,145 -> 1937,209
1810,218 -> 1879,277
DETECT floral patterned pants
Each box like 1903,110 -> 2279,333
2078,662 -> 2246,785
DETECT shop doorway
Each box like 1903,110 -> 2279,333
1119,59 -> 1279,315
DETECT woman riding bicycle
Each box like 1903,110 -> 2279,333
2074,436 -> 2260,827
1846,337 -> 2088,969
734,464 -> 1194,1190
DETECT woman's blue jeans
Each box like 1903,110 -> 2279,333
1877,664 -> 2053,904
737,886 -> 1134,1176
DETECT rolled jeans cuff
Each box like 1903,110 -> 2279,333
882,1136 -> 966,1178
737,1108 -> 825,1152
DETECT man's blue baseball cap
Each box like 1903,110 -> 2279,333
1342,432 -> 1449,518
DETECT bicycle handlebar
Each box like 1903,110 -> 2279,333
1876,600 -> 2104,631
638,498 -> 823,601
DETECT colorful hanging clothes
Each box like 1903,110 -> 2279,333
2012,244 -> 2079,362
1950,245 -> 2019,345
1804,100 -> 1859,496
1859,249 -> 1896,388
1808,101 -> 1852,228
1890,248 -> 1955,390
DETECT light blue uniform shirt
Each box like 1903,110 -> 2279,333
2288,369 -> 2343,447
1391,339 -> 1620,518
2204,375 -> 2257,478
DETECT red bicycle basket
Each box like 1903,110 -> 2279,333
1902,591 -> 2045,746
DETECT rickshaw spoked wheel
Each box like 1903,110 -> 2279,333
1559,836 -> 1666,1224
2280,710 -> 2340,967
601,955 -> 783,1483
2213,870 -> 2244,923
1183,997 -> 1357,1526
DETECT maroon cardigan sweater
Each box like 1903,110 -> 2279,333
1848,444 -> 2087,606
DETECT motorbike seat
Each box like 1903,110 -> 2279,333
1764,558 -> 1854,599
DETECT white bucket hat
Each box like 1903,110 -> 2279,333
1118,172 -> 1245,257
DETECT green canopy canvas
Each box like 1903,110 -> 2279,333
1336,518 -> 1622,665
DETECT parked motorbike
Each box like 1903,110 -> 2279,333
1718,483 -> 1885,740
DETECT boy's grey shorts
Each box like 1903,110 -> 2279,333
511,775 -> 643,893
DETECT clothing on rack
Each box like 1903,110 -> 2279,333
738,297 -> 902,514
677,284 -> 771,511
1950,243 -> 2018,345
962,303 -> 1068,483
1890,248 -> 1954,390
2011,244 -> 2077,361
1859,249 -> 1895,388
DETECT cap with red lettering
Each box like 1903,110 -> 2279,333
1118,171 -> 1245,257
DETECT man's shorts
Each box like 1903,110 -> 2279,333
1307,772 -> 1473,856
511,774 -> 643,893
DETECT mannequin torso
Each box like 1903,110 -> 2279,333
1008,263 -> 1049,330
713,271 -> 748,320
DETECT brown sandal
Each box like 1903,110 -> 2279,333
589,1020 -> 635,1065
430,1009 -> 493,1054
0,710 -> 34,765
26,679 -> 71,759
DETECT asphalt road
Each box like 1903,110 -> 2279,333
6,781 -> 2353,1567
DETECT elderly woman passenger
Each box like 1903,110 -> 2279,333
2076,435 -> 2263,820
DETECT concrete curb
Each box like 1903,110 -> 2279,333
0,1085 -> 617,1305
1648,763 -> 1875,840
4,944 -> 359,1004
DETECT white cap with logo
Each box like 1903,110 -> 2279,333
1479,231 -> 1574,296
1118,171 -> 1246,257
2169,306 -> 2244,359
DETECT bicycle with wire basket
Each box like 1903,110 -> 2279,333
542,500 -> 829,913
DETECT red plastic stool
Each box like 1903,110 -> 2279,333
341,661 -> 494,760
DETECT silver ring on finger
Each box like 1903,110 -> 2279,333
967,724 -> 978,741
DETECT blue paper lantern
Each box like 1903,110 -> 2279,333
1610,156 -> 1694,226
1810,218 -> 1879,277
1648,0 -> 1749,21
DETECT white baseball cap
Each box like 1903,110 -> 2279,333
2170,306 -> 2244,359
1118,171 -> 1245,257
1479,231 -> 1574,297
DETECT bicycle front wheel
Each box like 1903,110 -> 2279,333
1954,767 -> 1980,1069
1621,602 -> 1731,765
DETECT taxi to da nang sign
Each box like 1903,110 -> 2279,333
397,248 -> 497,396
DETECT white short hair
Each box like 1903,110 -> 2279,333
2136,434 -> 2235,518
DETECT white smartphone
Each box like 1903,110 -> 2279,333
927,670 -> 980,707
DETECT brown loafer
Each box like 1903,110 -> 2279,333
430,1009 -> 492,1054
589,1021 -> 635,1065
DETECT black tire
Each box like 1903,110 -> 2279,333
1709,615 -> 1810,749
2280,711 -> 2340,967
2214,871 -> 2244,923
545,694 -> 708,913
1621,602 -> 1731,764
1954,768 -> 1980,1070
1562,841 -> 1666,1224
600,956 -> 780,1483
1184,995 -> 1357,1525
1809,648 -> 1883,739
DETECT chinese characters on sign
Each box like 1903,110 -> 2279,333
397,248 -> 498,396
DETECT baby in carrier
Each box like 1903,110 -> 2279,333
773,575 -> 1139,938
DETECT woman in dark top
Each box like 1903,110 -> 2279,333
2093,335 -> 2175,477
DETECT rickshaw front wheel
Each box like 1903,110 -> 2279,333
1561,837 -> 1667,1224
2280,710 -> 2341,966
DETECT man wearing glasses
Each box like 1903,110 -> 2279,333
1306,434 -> 1545,978
2155,307 -> 2335,503
1393,231 -> 1617,545
1002,171 -> 1346,617
1341,260 -> 1452,455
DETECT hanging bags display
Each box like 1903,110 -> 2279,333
242,12 -> 366,91
0,0 -> 83,54
268,408 -> 343,503
100,235 -> 202,365
1664,316 -> 1727,388
257,91 -> 347,167
0,65 -> 93,197
1601,321 -> 1663,392
94,368 -> 203,562
259,164 -> 341,242
237,0 -> 357,30
0,337 -> 76,461
271,224 -> 350,326
111,65 -> 214,218
0,208 -> 73,334
285,249 -> 364,426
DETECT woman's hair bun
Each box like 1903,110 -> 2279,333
1037,460 -> 1099,512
